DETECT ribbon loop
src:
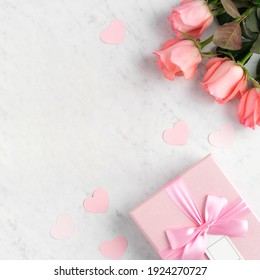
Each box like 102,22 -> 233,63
159,178 -> 249,260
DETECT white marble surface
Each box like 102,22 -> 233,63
0,0 -> 259,260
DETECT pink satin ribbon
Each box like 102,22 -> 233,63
159,178 -> 250,260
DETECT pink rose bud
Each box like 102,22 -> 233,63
201,57 -> 248,104
238,87 -> 260,129
169,0 -> 213,39
154,39 -> 201,80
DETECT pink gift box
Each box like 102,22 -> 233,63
130,155 -> 260,260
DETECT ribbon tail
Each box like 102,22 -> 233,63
159,247 -> 184,260
165,227 -> 197,249
182,232 -> 208,260
159,226 -> 199,260
159,232 -> 208,260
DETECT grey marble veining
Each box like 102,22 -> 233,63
0,0 -> 259,259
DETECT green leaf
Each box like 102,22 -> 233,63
254,0 -> 260,8
217,40 -> 256,62
233,0 -> 251,8
257,8 -> 260,19
241,21 -> 258,39
255,59 -> 260,82
221,0 -> 240,18
213,22 -> 242,50
251,35 -> 260,53
232,41 -> 255,62
217,12 -> 233,25
257,59 -> 260,73
245,9 -> 259,33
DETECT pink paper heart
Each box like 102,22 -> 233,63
99,19 -> 125,45
99,236 -> 128,259
83,188 -> 109,213
50,214 -> 75,240
208,123 -> 235,148
163,120 -> 189,145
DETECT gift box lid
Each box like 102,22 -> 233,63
130,154 -> 260,259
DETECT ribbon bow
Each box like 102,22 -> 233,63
159,179 -> 249,260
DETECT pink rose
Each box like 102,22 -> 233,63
169,0 -> 213,39
238,87 -> 260,129
154,39 -> 201,80
201,57 -> 248,104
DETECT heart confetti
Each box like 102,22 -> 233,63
162,120 -> 189,145
208,123 -> 235,148
99,19 -> 125,45
99,235 -> 128,259
50,214 -> 75,240
83,188 -> 109,213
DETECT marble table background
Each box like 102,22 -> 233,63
0,0 -> 259,259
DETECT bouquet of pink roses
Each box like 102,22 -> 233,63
155,0 -> 260,129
